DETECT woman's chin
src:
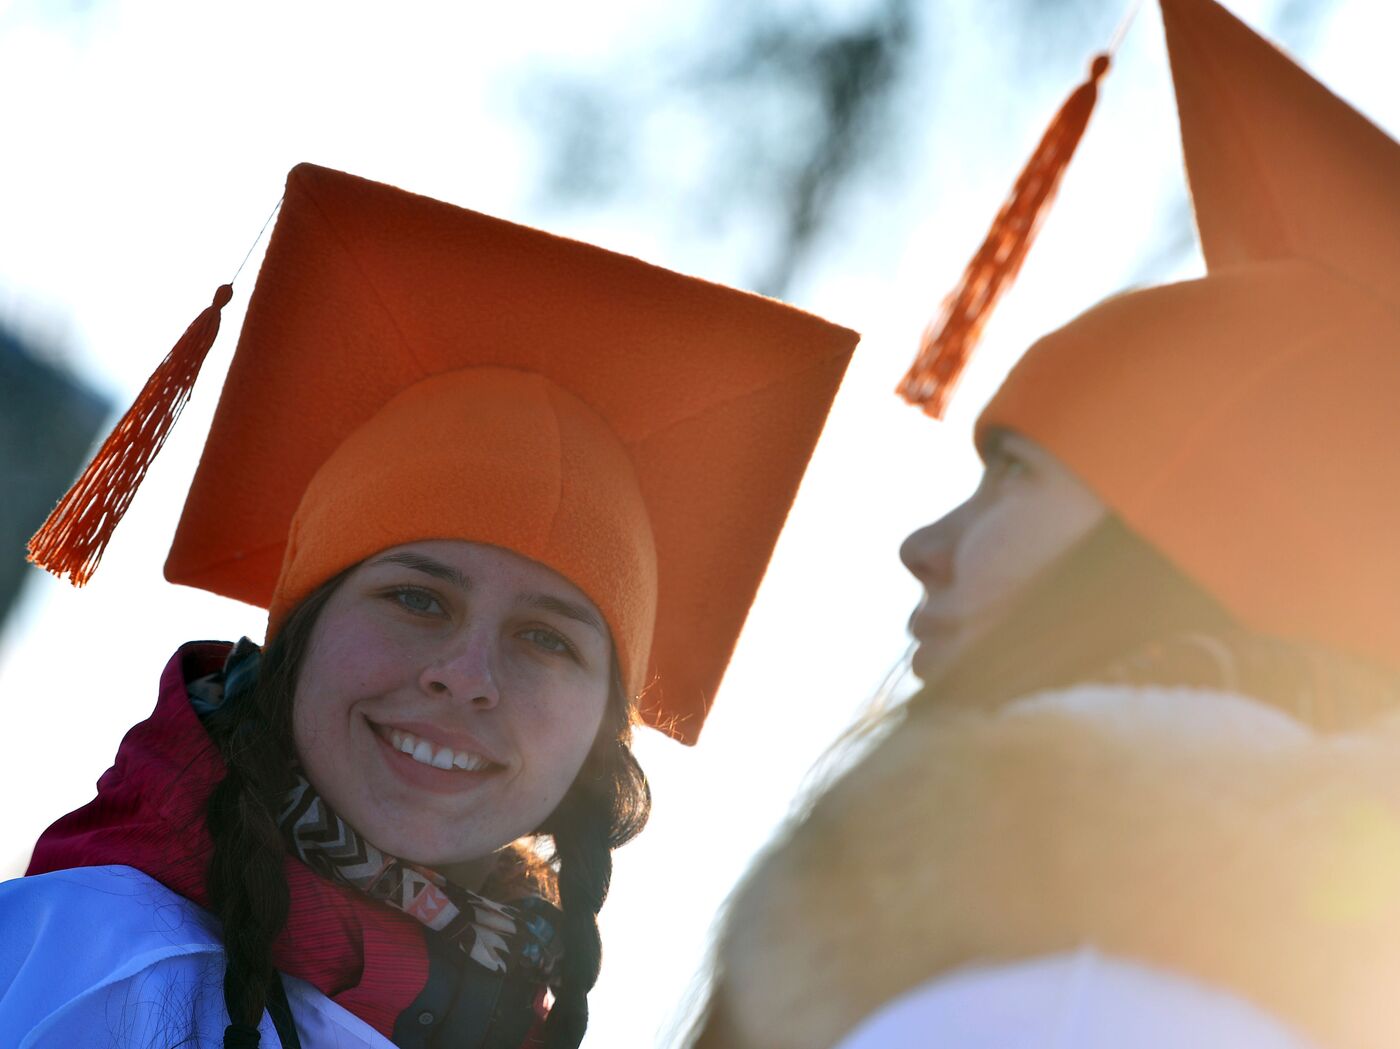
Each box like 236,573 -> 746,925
361,813 -> 508,879
912,641 -> 957,683
364,824 -> 459,868
910,615 -> 996,687
910,639 -> 958,685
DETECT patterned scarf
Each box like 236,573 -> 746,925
279,776 -> 561,982
191,639 -> 563,988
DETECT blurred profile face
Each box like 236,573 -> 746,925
900,429 -> 1107,683
293,539 -> 612,875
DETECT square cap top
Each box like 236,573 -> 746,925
165,163 -> 858,743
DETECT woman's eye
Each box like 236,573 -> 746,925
389,587 -> 445,616
991,451 -> 1030,479
521,627 -> 575,658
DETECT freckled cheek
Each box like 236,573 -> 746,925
515,752 -> 591,834
516,692 -> 606,788
290,694 -> 341,810
294,630 -> 420,787
313,622 -> 427,697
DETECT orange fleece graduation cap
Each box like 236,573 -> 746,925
38,163 -> 858,744
975,0 -> 1400,671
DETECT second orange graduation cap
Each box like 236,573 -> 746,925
978,0 -> 1400,672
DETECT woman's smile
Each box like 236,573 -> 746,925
368,716 -> 505,796
367,716 -> 505,771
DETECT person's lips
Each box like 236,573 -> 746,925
909,610 -> 959,641
907,602 -> 989,683
365,716 -> 506,795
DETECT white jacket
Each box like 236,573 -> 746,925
832,948 -> 1317,1049
0,865 -> 394,1048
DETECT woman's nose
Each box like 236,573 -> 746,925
420,635 -> 500,709
900,516 -> 956,590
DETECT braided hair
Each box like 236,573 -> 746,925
202,571 -> 651,1049
538,668 -> 651,1049
204,575 -> 339,1045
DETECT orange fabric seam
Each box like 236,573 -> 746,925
541,378 -> 568,558
1122,316 -> 1352,520
298,175 -> 430,377
631,350 -> 849,444
1172,2 -> 1296,261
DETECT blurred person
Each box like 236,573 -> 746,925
0,164 -> 857,1049
689,1 -> 1400,1047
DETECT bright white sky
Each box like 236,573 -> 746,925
0,0 -> 1395,1045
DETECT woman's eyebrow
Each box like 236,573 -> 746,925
370,552 -> 471,591
370,554 -> 604,634
524,593 -> 606,636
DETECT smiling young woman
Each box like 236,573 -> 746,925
0,165 -> 858,1049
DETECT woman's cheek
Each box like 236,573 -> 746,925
327,615 -> 425,692
951,503 -> 1038,616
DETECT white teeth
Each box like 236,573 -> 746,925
384,727 -> 493,772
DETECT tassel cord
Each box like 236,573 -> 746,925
26,284 -> 231,584
897,53 -> 1110,419
27,193 -> 283,587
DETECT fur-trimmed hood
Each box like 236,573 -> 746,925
703,685 -> 1400,1049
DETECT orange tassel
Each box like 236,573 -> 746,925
27,283 -> 233,585
898,53 -> 1112,418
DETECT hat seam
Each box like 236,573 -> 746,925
295,173 -> 430,376
1292,254 -> 1400,332
1122,315 -> 1351,518
541,376 -> 566,554
630,349 -> 849,443
1167,0 -> 1295,266
171,538 -> 284,597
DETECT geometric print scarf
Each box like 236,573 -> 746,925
278,773 -> 563,985
191,638 -> 564,989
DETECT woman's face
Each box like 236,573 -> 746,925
292,539 -> 613,873
900,430 -> 1107,683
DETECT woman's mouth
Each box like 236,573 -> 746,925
909,605 -> 961,642
908,607 -> 974,682
385,727 -> 495,771
367,718 -> 504,793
